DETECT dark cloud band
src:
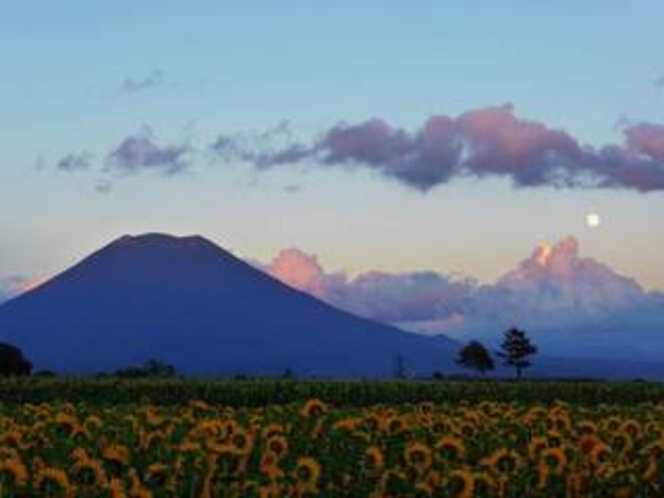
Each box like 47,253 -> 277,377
212,104 -> 664,192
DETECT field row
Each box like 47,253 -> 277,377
1,378 -> 663,406
1,399 -> 663,496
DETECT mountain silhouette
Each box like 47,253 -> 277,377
0,233 -> 458,376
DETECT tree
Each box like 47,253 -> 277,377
113,359 -> 177,378
143,359 -> 177,377
394,355 -> 409,379
456,340 -> 495,376
0,342 -> 32,376
498,327 -> 537,379
281,367 -> 295,380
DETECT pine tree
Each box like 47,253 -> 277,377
498,327 -> 537,379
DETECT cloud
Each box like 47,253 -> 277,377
55,152 -> 94,172
119,69 -> 165,94
0,276 -> 30,303
263,247 -> 476,328
212,104 -> 664,192
655,76 -> 664,88
258,237 -> 663,340
475,236 -> 650,325
106,129 -> 190,175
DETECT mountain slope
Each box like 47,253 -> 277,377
0,233 -> 458,376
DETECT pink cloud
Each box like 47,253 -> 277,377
258,236 -> 660,335
266,248 -> 340,298
213,104 -> 664,192
263,248 -> 472,326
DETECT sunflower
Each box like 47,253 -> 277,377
70,457 -> 108,487
546,430 -> 564,448
550,414 -> 572,433
589,440 -> 612,466
471,471 -> 495,495
299,399 -> 327,419
145,463 -> 170,487
70,447 -> 91,464
528,436 -> 549,459
55,412 -> 84,437
230,429 -> 254,455
175,441 -> 202,453
458,422 -> 476,438
379,469 -> 408,495
565,471 -> 589,497
101,444 -> 132,466
417,402 -> 434,415
84,414 -> 103,432
139,430 -> 168,451
0,458 -> 29,488
435,436 -> 466,461
541,446 -> 567,473
365,412 -> 385,432
294,457 -> 321,491
144,407 -> 167,428
620,419 -> 642,440
404,442 -> 433,471
577,420 -> 598,435
0,430 -> 23,447
644,438 -> 664,460
643,456 -> 659,483
333,417 -> 363,432
481,448 -> 522,475
260,451 -> 284,481
34,466 -> 72,496
258,483 -> 282,498
445,469 -> 474,498
366,446 -> 384,470
430,419 -> 451,436
0,447 -> 20,462
188,399 -> 211,411
262,423 -> 286,440
602,416 -> 622,433
107,477 -> 128,498
266,434 -> 289,459
414,480 -> 434,496
610,430 -> 634,455
578,434 -> 603,455
387,416 -> 406,435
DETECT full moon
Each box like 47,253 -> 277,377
586,213 -> 601,228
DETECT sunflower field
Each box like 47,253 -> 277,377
1,396 -> 664,497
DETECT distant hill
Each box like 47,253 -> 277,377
0,233 -> 458,376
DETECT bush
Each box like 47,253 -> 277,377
0,342 -> 32,376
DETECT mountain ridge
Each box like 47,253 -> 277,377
0,233 -> 458,376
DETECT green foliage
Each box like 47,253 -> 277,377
456,340 -> 495,375
498,327 -> 537,379
0,378 -> 661,406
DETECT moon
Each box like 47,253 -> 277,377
586,212 -> 601,228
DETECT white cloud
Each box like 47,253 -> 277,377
259,237 -> 664,344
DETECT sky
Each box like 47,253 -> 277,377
1,1 -> 664,297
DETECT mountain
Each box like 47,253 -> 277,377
0,233 -> 458,376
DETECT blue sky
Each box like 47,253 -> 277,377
1,1 -> 664,290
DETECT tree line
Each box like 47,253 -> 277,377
0,326 -> 538,379
456,327 -> 537,379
